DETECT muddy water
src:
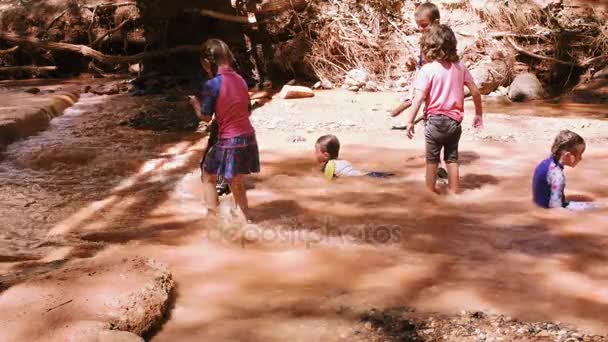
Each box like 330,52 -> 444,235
1,88 -> 608,340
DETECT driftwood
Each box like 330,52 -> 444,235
257,0 -> 308,14
82,2 -> 137,10
0,66 -> 57,73
506,37 -> 605,68
44,8 -> 70,35
87,5 -> 100,44
199,9 -> 255,24
0,46 -> 19,55
0,33 -> 198,65
92,19 -> 131,47
196,0 -> 308,24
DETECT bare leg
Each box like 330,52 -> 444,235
202,172 -> 219,212
425,162 -> 440,194
230,175 -> 250,221
446,162 -> 460,194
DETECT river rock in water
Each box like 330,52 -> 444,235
508,73 -> 545,102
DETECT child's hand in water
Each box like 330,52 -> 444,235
473,114 -> 483,129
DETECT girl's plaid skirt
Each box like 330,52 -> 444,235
201,134 -> 260,180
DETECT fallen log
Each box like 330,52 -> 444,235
0,46 -> 18,55
0,33 -> 199,65
82,2 -> 137,10
193,0 -> 308,24
257,0 -> 308,13
199,9 -> 256,24
0,66 -> 57,73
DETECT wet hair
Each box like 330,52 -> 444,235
415,2 -> 440,22
200,39 -> 235,75
551,130 -> 585,160
420,24 -> 459,63
316,135 -> 340,160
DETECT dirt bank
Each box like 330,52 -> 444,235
1,87 -> 608,341
0,84 -> 80,148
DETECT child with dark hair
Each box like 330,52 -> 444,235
189,39 -> 259,220
403,24 -> 483,194
532,130 -> 596,210
315,135 -> 394,180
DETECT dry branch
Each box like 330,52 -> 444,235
0,66 -> 57,73
43,8 -> 69,36
92,19 -> 131,47
199,9 -> 255,24
88,5 -> 99,44
506,37 -> 582,67
0,33 -> 198,65
82,2 -> 136,10
0,46 -> 18,55
257,0 -> 308,14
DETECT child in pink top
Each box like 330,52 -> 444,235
189,39 -> 259,221
403,25 -> 483,194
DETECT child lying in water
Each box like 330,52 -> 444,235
532,130 -> 597,211
315,135 -> 394,180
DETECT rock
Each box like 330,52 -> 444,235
470,61 -> 510,95
320,79 -> 334,89
508,73 -> 545,102
530,0 -> 561,9
0,256 -> 173,341
469,0 -> 502,13
313,80 -> 334,90
345,69 -> 369,87
536,330 -> 551,337
363,81 -> 379,92
24,87 -> 40,94
348,85 -> 361,92
128,63 -> 142,75
593,66 -> 608,79
92,83 -> 121,96
286,79 -> 297,86
396,77 -> 408,88
288,136 -> 306,143
277,85 -> 314,99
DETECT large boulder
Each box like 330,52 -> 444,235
470,60 -> 510,95
508,73 -> 545,102
344,69 -> 370,88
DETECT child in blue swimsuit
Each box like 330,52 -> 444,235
532,130 -> 596,211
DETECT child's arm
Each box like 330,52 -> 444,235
404,89 -> 426,139
547,168 -> 566,208
190,78 -> 221,123
188,95 -> 210,122
464,73 -> 483,128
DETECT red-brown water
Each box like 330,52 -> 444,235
1,88 -> 608,340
